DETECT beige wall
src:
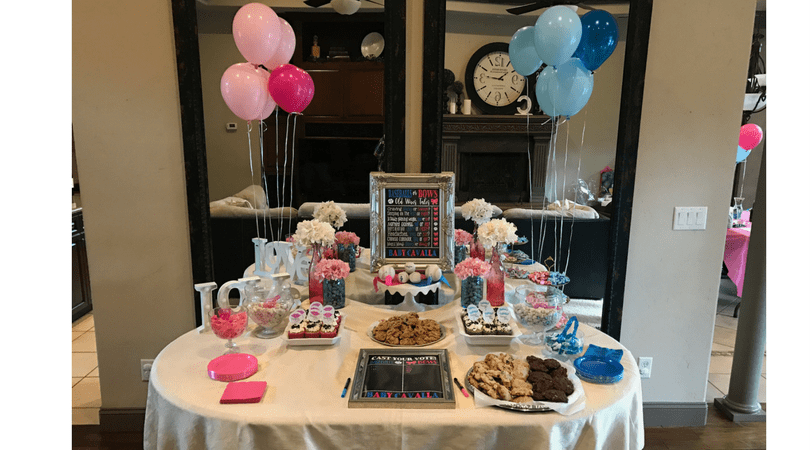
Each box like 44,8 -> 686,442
73,0 -> 196,408
621,0 -> 756,402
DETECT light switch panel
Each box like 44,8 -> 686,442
674,207 -> 708,230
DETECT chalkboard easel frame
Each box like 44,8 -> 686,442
369,172 -> 455,273
348,348 -> 456,409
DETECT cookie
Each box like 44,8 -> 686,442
541,389 -> 568,403
550,367 -> 568,379
543,359 -> 562,370
527,371 -> 553,385
552,376 -> 575,395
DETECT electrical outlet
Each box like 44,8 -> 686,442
140,359 -> 154,381
638,357 -> 653,379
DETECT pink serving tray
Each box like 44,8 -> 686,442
207,353 -> 258,382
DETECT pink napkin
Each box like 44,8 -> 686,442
220,381 -> 267,404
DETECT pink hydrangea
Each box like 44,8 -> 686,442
454,257 -> 491,279
312,258 -> 350,281
322,247 -> 338,260
335,231 -> 360,246
454,229 -> 473,246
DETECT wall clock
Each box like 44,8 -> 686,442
465,42 -> 528,115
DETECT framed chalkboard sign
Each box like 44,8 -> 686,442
369,172 -> 455,272
348,348 -> 456,409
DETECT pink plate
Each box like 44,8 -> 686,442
207,353 -> 258,382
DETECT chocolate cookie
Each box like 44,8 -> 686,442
552,376 -> 575,395
527,371 -> 553,385
541,389 -> 568,403
527,357 -> 548,372
550,367 -> 568,379
532,378 -> 554,394
543,358 -> 562,370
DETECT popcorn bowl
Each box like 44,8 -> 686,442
512,284 -> 566,346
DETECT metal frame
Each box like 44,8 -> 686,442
369,172 -> 456,272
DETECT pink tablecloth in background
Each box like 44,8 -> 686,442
724,209 -> 752,298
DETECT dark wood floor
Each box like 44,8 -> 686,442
72,404 -> 766,449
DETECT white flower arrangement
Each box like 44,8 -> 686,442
293,219 -> 336,247
313,201 -> 347,229
477,218 -> 518,249
461,198 -> 494,225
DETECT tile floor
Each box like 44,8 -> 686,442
71,279 -> 765,425
72,313 -> 100,425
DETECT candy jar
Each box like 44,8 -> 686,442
245,279 -> 300,339
512,284 -> 566,346
209,280 -> 251,352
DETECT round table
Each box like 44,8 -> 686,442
144,298 -> 644,450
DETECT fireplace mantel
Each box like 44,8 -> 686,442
442,114 -> 554,136
441,114 -> 553,203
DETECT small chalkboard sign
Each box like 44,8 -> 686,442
348,348 -> 455,409
369,172 -> 455,272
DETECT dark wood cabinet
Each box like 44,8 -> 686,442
300,61 -> 384,121
72,209 -> 93,321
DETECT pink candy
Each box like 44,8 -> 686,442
211,310 -> 248,339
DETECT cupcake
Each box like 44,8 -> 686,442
305,320 -> 321,338
320,312 -> 338,339
466,319 -> 483,335
288,311 -> 306,339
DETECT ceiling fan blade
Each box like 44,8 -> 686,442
304,0 -> 331,8
506,0 -> 584,15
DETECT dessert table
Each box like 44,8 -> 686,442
723,211 -> 752,298
144,298 -> 644,449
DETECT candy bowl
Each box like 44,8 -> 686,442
209,307 -> 249,352
544,316 -> 585,360
246,295 -> 299,339
512,284 -> 566,346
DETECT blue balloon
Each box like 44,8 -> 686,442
736,145 -> 751,163
573,10 -> 618,72
533,6 -> 582,67
509,26 -> 543,76
548,58 -> 593,117
535,66 -> 557,116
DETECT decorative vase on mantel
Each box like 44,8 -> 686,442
486,243 -> 506,307
470,225 -> 486,261
308,243 -> 324,304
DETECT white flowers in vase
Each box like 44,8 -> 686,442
461,198 -> 494,225
293,219 -> 336,247
313,201 -> 347,229
477,218 -> 518,249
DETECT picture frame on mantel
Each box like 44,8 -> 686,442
369,172 -> 455,273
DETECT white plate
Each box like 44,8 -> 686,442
367,320 -> 446,347
361,32 -> 384,59
455,313 -> 516,346
282,314 -> 345,346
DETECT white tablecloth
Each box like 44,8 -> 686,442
144,298 -> 644,450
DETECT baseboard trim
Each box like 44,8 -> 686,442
99,407 -> 146,432
643,402 -> 708,427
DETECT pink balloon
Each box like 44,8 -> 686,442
258,69 -> 277,120
233,3 -> 281,65
262,18 -> 296,71
220,63 -> 269,121
738,124 -> 763,150
268,64 -> 315,114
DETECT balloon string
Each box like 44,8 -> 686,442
739,159 -> 747,199
526,83 -> 534,256
559,120 -> 570,267
280,113 -> 291,240
247,121 -> 260,240
564,110 -> 587,277
288,113 -> 299,238
275,107 -> 281,240
259,120 -> 272,242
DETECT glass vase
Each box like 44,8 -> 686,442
308,243 -> 324,304
337,243 -> 356,272
323,278 -> 346,309
460,275 -> 484,308
470,225 -> 486,261
454,244 -> 467,266
486,243 -> 506,307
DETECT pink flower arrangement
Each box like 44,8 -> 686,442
454,229 -> 473,246
322,247 -> 338,259
454,257 -> 492,280
335,231 -> 360,246
312,258 -> 350,281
